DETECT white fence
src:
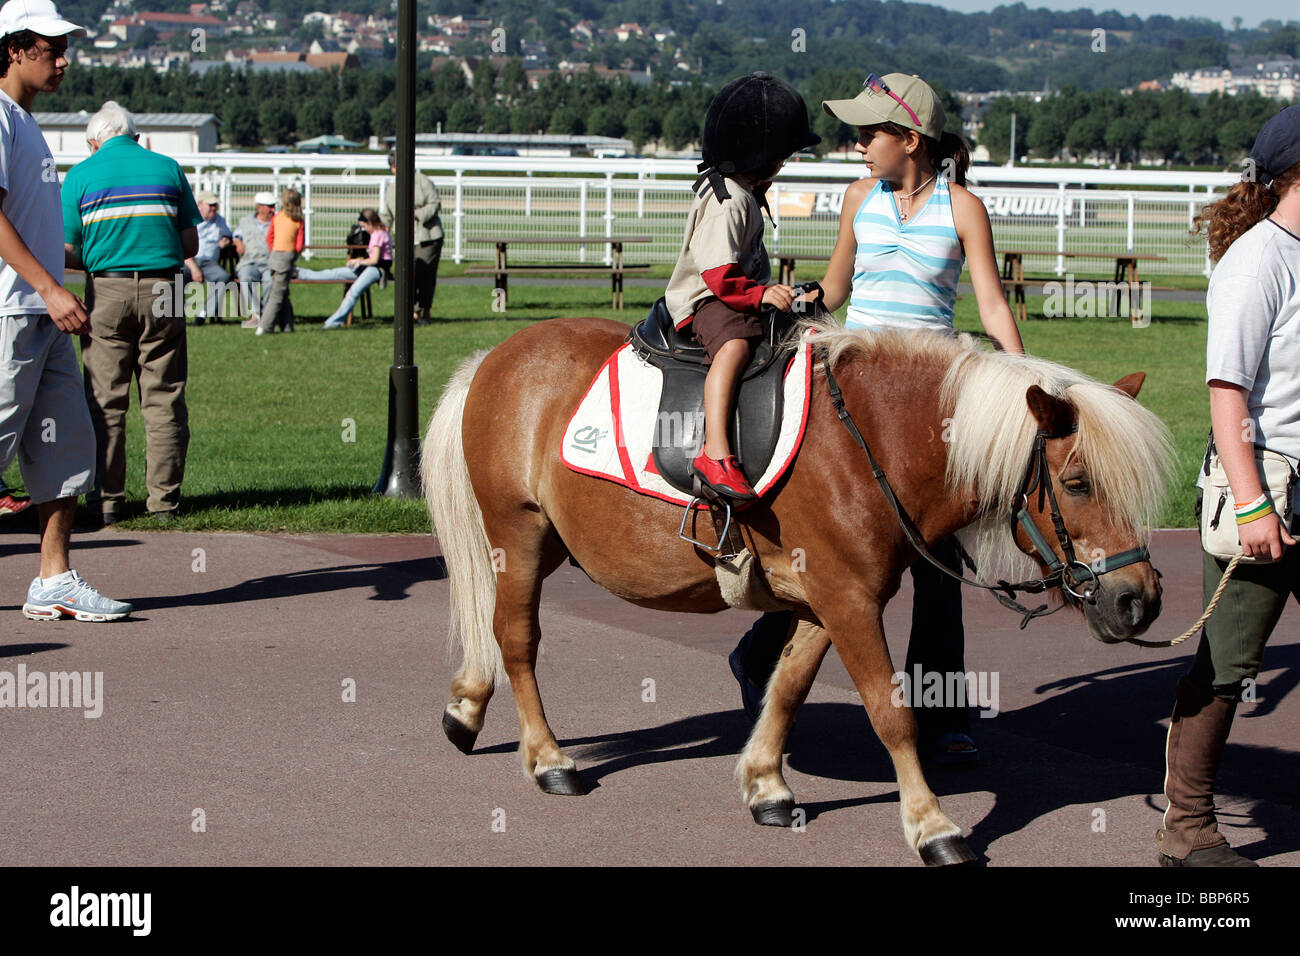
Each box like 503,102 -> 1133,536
56,153 -> 1234,275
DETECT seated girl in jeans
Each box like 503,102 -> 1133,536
296,209 -> 393,329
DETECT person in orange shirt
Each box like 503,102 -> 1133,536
257,188 -> 304,335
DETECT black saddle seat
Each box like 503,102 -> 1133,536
628,297 -> 800,498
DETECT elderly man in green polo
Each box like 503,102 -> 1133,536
62,99 -> 202,526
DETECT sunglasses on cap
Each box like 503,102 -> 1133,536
862,73 -> 921,128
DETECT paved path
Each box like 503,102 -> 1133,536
0,527 -> 1295,866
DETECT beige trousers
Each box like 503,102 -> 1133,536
80,275 -> 190,515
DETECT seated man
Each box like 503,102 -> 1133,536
185,189 -> 232,324
234,190 -> 275,328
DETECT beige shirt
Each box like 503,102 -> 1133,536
381,170 -> 443,243
664,176 -> 770,323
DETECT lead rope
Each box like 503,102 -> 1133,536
1123,553 -> 1243,648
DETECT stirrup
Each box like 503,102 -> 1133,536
678,494 -> 733,555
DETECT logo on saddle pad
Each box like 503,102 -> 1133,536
569,425 -> 608,455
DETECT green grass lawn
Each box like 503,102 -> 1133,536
1,277 -> 1209,533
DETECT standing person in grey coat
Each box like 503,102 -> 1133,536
381,150 -> 442,323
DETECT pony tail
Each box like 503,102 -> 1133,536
1193,160 -> 1300,262
931,131 -> 970,187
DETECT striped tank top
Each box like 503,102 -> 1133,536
845,176 -> 963,332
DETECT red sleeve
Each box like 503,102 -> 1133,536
701,263 -> 765,313
293,221 -> 305,253
266,219 -> 276,247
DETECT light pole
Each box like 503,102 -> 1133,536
374,0 -> 420,498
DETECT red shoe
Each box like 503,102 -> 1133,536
692,452 -> 757,500
0,492 -> 32,517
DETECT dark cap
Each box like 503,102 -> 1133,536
1249,105 -> 1300,187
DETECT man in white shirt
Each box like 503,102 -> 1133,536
184,189 -> 232,323
0,0 -> 131,621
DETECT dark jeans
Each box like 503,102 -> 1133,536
413,238 -> 442,313
740,537 -> 970,742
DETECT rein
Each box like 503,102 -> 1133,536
819,349 -> 1151,629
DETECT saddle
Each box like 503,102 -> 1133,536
628,297 -> 798,498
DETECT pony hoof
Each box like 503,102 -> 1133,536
536,767 -> 584,796
919,835 -> 978,867
441,711 -> 478,755
750,799 -> 797,828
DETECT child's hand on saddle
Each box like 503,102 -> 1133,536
762,284 -> 795,311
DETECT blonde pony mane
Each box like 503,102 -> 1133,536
801,320 -> 1176,585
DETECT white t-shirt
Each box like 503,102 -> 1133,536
0,89 -> 65,316
1205,216 -> 1300,463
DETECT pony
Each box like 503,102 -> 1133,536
423,315 -> 1174,865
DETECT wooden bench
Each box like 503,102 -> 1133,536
465,235 -> 652,309
464,263 -> 652,309
775,254 -> 832,286
1000,250 -> 1169,322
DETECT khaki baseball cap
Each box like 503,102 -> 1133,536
822,73 -> 946,141
195,190 -> 219,204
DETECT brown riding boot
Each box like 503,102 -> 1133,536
1156,678 -> 1256,867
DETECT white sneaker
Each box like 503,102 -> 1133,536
255,327 -> 266,336
23,570 -> 132,622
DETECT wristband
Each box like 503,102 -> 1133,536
1235,500 -> 1274,525
1233,492 -> 1268,514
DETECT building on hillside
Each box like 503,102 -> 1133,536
1171,58 -> 1299,99
38,112 -> 220,156
111,12 -> 227,40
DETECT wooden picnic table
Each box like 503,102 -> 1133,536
999,249 -> 1168,323
775,254 -> 832,286
464,235 -> 652,309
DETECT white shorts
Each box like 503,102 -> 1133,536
0,314 -> 95,504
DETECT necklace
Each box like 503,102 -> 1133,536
1272,210 -> 1298,239
896,173 -> 936,221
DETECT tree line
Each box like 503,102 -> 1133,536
40,60 -> 1286,167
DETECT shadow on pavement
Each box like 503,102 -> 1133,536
466,642 -> 1299,860
128,555 -> 447,611
0,642 -> 70,659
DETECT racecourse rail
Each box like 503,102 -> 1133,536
53,153 -> 1239,278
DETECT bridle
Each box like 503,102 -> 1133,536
820,349 -> 1152,629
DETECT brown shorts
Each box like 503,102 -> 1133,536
690,297 -> 764,362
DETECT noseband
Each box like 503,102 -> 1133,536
821,350 -> 1151,629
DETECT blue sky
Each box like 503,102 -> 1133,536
935,1 -> 1293,30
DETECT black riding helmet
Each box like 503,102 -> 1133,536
696,72 -> 821,205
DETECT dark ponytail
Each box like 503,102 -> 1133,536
927,131 -> 970,187
1193,161 -> 1300,262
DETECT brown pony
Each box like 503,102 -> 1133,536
423,316 -> 1173,865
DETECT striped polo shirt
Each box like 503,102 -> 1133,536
845,175 -> 962,332
61,135 -> 202,273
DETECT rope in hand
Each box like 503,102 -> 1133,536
1124,552 -> 1244,648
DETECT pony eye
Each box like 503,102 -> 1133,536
1064,479 -> 1091,496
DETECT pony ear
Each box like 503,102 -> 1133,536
1112,372 -> 1145,399
1026,385 -> 1074,435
